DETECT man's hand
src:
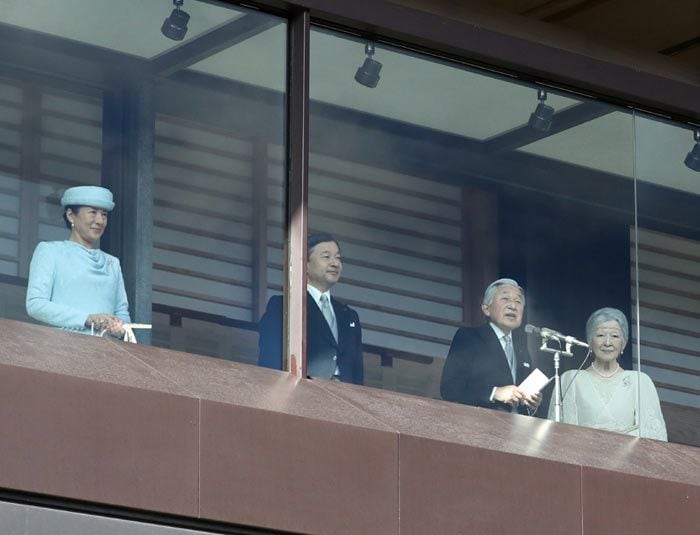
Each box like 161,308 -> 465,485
494,386 -> 543,409
493,385 -> 526,407
521,391 -> 542,410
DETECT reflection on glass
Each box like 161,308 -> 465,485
0,1 -> 287,364
634,112 -> 700,447
308,27 -> 638,428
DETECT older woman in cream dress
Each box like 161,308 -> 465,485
548,308 -> 667,441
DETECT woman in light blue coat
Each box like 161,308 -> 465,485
26,186 -> 130,337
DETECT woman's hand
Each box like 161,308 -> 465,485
85,314 -> 125,337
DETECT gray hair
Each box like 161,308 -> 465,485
482,278 -> 525,306
585,307 -> 629,343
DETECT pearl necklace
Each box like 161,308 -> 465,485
591,362 -> 620,378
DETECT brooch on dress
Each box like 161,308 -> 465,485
622,375 -> 631,388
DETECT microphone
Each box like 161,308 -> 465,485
525,324 -> 564,339
525,324 -> 589,348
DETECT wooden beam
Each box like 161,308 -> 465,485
482,101 -> 612,155
149,13 -> 282,77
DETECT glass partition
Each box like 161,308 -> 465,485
307,26 -> 639,427
150,5 -> 287,364
1,0 -> 693,450
0,1 -> 287,365
634,112 -> 700,446
0,78 -> 105,323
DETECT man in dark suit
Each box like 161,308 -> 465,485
258,233 -> 364,384
440,278 -> 541,414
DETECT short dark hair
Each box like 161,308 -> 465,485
62,205 -> 81,229
307,233 -> 339,259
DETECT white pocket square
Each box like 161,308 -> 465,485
350,322 -> 356,327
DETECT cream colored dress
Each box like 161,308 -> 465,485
548,369 -> 667,441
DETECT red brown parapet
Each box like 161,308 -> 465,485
0,319 -> 697,534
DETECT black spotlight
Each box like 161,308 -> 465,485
161,0 -> 190,41
354,43 -> 382,88
684,130 -> 700,172
528,89 -> 554,132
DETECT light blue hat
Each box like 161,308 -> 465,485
60,186 -> 115,211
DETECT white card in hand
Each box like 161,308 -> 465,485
518,368 -> 552,396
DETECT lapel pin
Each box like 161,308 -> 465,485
523,362 -> 530,368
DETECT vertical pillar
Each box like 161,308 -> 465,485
251,137 -> 269,322
18,85 -> 41,278
102,82 -> 154,344
462,187 -> 499,324
286,9 -> 310,378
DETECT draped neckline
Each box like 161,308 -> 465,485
63,240 -> 109,271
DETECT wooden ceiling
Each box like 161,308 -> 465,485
397,0 -> 700,71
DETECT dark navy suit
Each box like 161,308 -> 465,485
258,292 -> 364,385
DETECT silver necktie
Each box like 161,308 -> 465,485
320,294 -> 338,342
504,335 -> 516,382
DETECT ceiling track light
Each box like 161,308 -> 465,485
684,130 -> 700,172
354,42 -> 382,88
161,0 -> 190,41
528,89 -> 554,132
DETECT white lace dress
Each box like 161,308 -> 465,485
548,369 -> 667,441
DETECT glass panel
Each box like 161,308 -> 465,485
3,0 -> 245,58
0,77 -> 104,324
0,1 -> 287,365
307,27 -> 638,431
151,6 -> 286,363
634,111 -> 700,446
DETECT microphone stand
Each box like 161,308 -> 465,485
537,337 -> 573,423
